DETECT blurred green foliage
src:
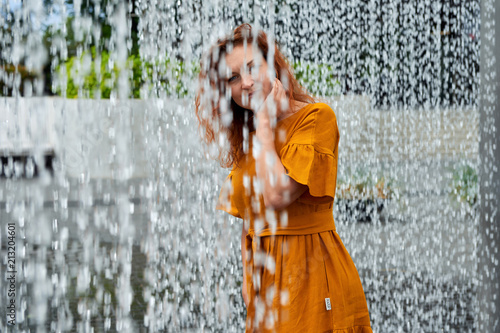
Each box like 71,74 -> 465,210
0,64 -> 40,96
449,163 -> 478,208
293,62 -> 342,97
55,48 -> 200,99
336,166 -> 397,201
55,53 -> 341,99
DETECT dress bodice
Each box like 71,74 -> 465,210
217,103 -> 340,237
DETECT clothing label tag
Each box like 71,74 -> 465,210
325,298 -> 331,311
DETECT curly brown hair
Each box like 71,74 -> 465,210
195,23 -> 315,168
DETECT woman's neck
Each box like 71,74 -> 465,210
277,100 -> 310,122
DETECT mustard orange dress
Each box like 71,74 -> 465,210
216,103 -> 372,333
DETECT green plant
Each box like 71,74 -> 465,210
293,61 -> 342,97
54,53 -> 341,99
0,64 -> 40,96
449,163 -> 478,208
336,167 -> 396,201
54,47 -> 201,99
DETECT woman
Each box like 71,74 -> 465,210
195,23 -> 372,333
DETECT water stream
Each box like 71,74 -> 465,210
0,1 -> 494,332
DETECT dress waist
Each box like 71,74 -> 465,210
243,202 -> 336,307
248,202 -> 336,237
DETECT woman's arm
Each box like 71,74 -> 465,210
241,224 -> 249,307
255,80 -> 308,211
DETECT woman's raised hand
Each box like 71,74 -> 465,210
257,78 -> 287,120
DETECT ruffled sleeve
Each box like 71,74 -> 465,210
216,171 -> 242,218
279,103 -> 339,201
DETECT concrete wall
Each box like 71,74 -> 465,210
0,96 -> 479,180
0,98 -> 191,179
331,96 -> 478,163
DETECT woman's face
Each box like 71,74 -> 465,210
224,44 -> 273,112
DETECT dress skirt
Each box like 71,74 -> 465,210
244,230 -> 373,333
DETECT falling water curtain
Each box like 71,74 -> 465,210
0,0 -> 492,332
188,0 -> 480,108
0,0 -> 480,107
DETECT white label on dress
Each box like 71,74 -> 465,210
325,298 -> 331,311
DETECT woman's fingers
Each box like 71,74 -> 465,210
243,290 -> 249,307
242,280 -> 249,307
274,79 -> 287,108
256,79 -> 285,117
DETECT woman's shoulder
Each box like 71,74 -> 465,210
290,102 -> 337,127
306,102 -> 336,119
279,102 -> 338,146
